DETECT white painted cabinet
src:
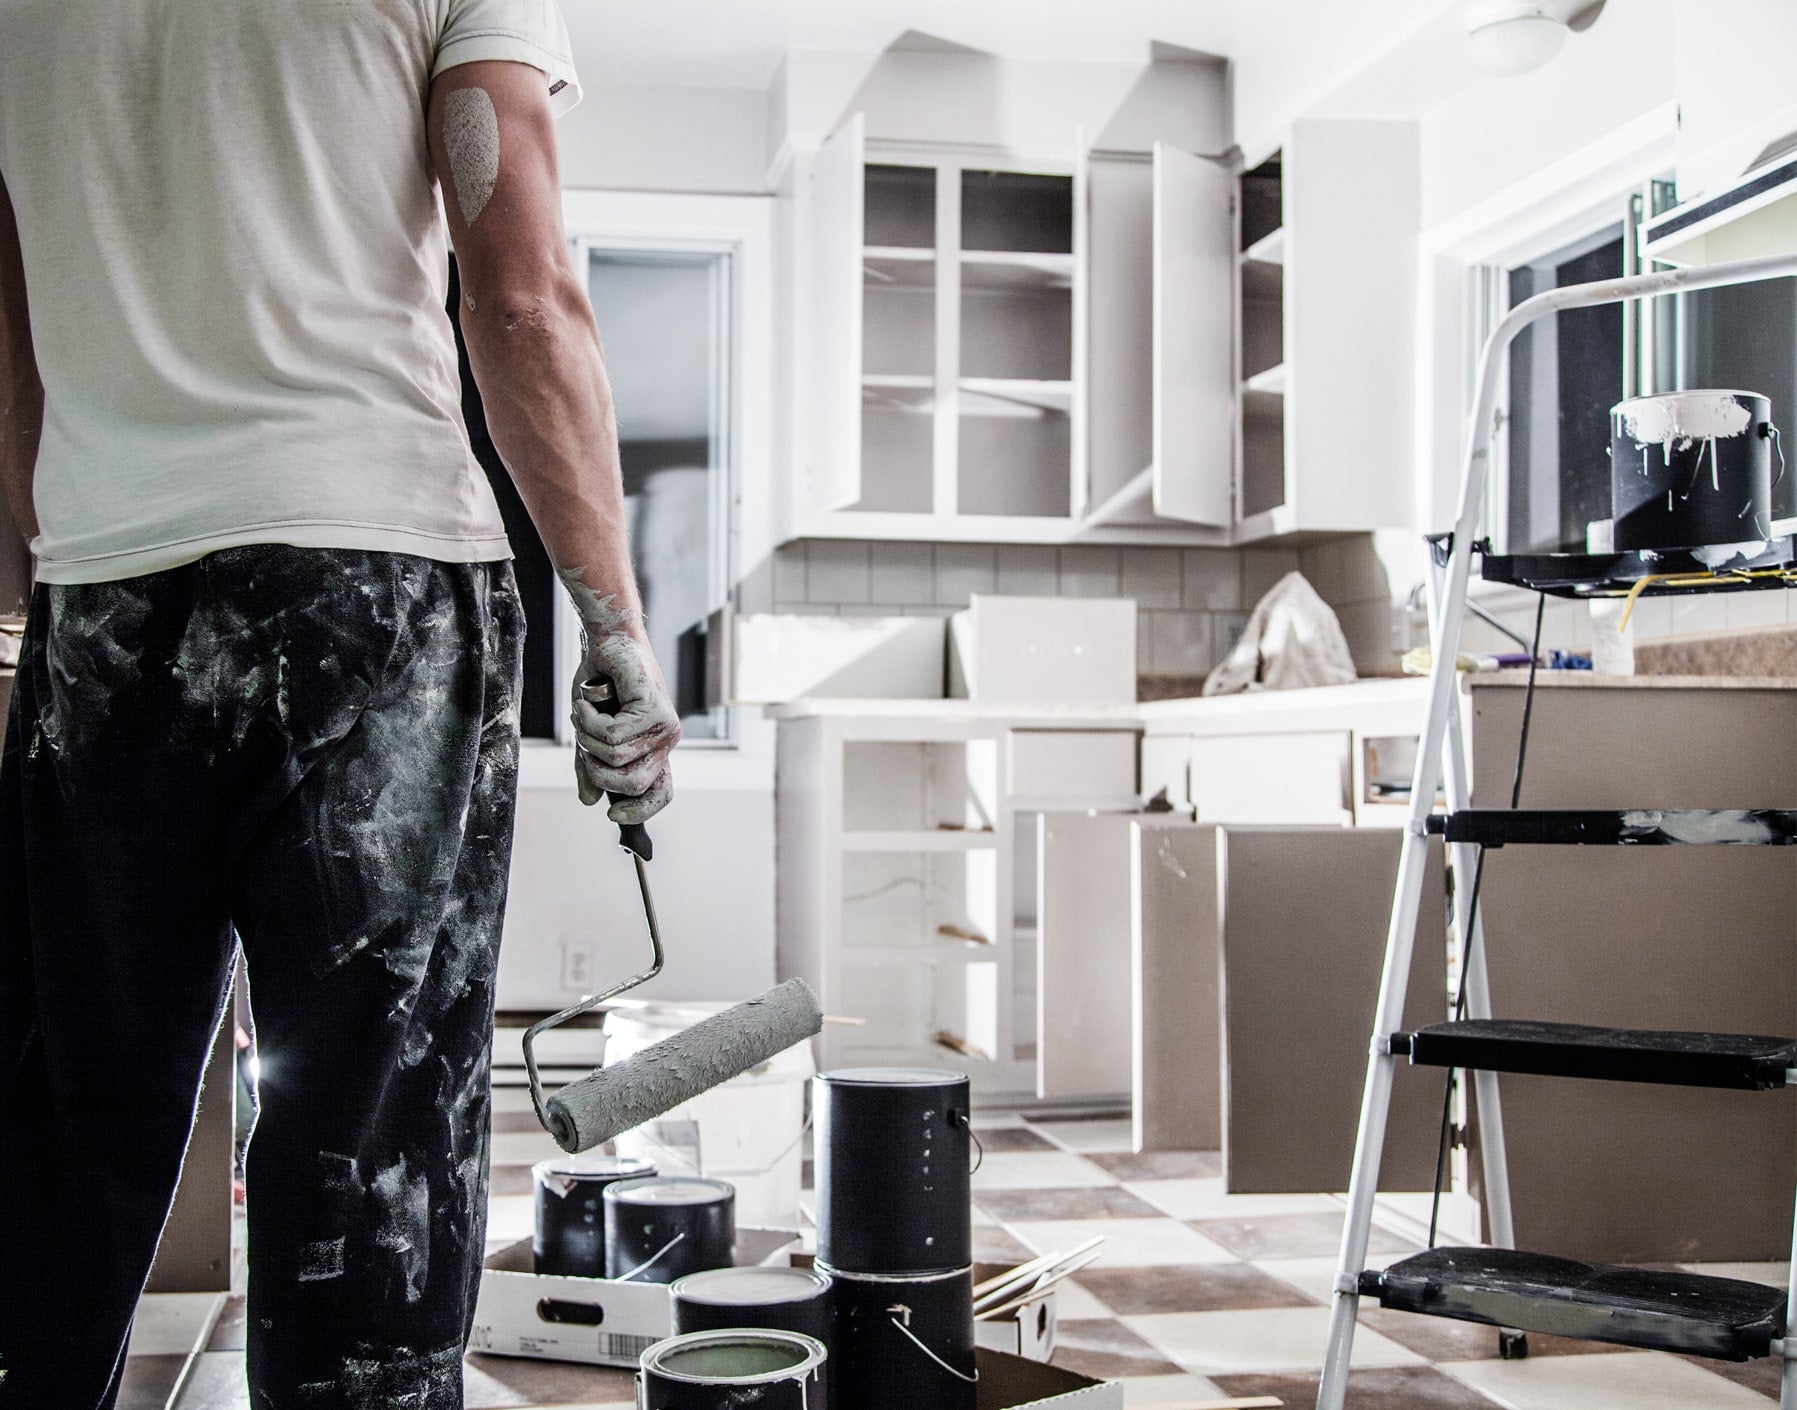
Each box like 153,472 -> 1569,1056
795,114 -> 1420,548
772,702 -> 1141,1102
1234,119 -> 1421,540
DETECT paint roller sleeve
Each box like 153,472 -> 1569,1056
545,978 -> 825,1154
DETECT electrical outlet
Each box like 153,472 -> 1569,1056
561,938 -> 595,993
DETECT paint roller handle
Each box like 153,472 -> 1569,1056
579,677 -> 654,861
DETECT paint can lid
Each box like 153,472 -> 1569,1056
671,1266 -> 830,1306
533,1154 -> 657,1185
818,1066 -> 967,1087
605,1176 -> 736,1207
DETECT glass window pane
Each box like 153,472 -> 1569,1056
1505,227 -> 1624,554
587,250 -> 729,741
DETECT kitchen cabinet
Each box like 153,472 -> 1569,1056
1234,120 -> 1420,540
797,118 -> 1237,547
772,700 -> 1141,1102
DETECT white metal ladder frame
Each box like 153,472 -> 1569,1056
1318,250 -> 1797,1410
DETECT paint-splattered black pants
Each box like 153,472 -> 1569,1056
0,546 -> 524,1410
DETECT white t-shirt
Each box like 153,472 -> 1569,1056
0,0 -> 580,584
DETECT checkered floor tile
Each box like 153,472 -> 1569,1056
117,1099 -> 1785,1408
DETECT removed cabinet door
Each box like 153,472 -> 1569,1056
1037,811 -> 1135,1101
1152,142 -> 1234,526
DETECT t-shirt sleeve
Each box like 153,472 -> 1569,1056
433,0 -> 582,116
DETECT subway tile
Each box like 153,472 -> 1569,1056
1121,547 -> 1184,609
1059,545 -> 1122,597
1334,601 -> 1393,674
902,604 -> 956,618
804,539 -> 870,603
1139,621 -> 1157,673
1625,597 -> 1673,641
1214,611 -> 1251,657
1726,589 -> 1788,631
995,543 -> 1060,596
1242,549 -> 1301,607
735,554 -> 774,614
837,604 -> 898,617
1297,541 -> 1348,603
1668,593 -> 1729,638
868,542 -> 935,605
933,543 -> 998,606
775,600 -> 831,615
800,542 -> 869,605
772,541 -> 808,602
1343,534 -> 1393,606
1150,612 -> 1216,675
1181,549 -> 1243,612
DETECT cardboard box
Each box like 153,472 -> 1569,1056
949,596 -> 1137,705
978,1348 -> 1122,1409
469,1230 -> 800,1367
709,607 -> 947,704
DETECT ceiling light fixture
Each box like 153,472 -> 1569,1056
1465,0 -> 1569,77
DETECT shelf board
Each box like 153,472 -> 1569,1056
864,244 -> 935,262
841,829 -> 1001,852
960,250 -> 1075,291
1241,226 -> 1285,266
864,248 -> 937,287
958,378 -> 1073,416
1243,363 -> 1287,396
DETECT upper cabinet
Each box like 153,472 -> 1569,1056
791,112 -> 1419,547
1235,119 -> 1420,541
804,117 -> 1088,538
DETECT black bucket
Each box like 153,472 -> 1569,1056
814,1068 -> 972,1275
602,1177 -> 735,1284
819,1263 -> 976,1410
1610,390 -> 1778,553
670,1265 -> 833,1343
531,1154 -> 657,1277
638,1329 -> 827,1410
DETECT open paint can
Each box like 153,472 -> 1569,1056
532,1154 -> 657,1277
814,1068 -> 971,1274
637,1328 -> 827,1410
603,1177 -> 735,1284
1610,390 -> 1777,554
670,1265 -> 832,1342
819,1263 -> 975,1410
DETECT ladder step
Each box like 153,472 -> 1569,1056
1399,1019 -> 1797,1089
1360,1247 -> 1786,1361
1426,809 -> 1797,847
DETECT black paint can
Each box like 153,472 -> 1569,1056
603,1177 -> 735,1284
671,1265 -> 833,1343
638,1329 -> 827,1410
531,1155 -> 657,1277
1610,390 -> 1777,552
814,1068 -> 971,1275
819,1263 -> 975,1410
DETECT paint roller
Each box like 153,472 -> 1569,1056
522,677 -> 823,1155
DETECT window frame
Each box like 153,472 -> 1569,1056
544,190 -> 775,761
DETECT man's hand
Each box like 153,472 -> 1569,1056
562,567 -> 679,824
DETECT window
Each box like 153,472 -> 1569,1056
1492,181 -> 1797,555
452,245 -> 735,745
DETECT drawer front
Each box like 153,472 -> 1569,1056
1190,731 -> 1351,824
1009,730 -> 1138,803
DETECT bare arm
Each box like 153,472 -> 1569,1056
0,167 -> 41,546
427,62 -> 678,822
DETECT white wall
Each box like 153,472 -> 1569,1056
558,82 -> 770,194
498,713 -> 779,1008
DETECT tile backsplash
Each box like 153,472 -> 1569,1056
741,535 -> 1397,677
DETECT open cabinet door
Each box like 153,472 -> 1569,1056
1152,142 -> 1235,526
807,114 -> 865,515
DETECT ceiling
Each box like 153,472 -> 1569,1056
562,0 -> 1266,92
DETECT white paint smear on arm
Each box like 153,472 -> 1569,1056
444,87 -> 500,226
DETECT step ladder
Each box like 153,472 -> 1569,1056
1318,250 -> 1797,1410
